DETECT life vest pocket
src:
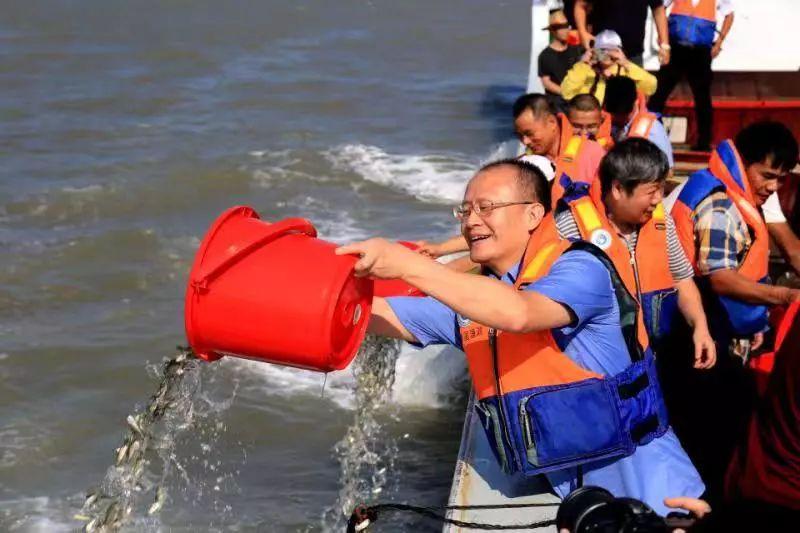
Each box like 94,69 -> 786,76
474,399 -> 510,473
520,378 -> 630,471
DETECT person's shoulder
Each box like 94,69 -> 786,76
567,60 -> 591,74
649,117 -> 670,138
693,190 -> 737,225
553,246 -> 611,276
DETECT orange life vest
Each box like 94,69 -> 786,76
551,115 -> 603,208
627,111 -> 659,140
595,111 -> 614,149
459,216 -> 667,475
601,92 -> 654,149
671,140 -> 770,336
669,0 -> 717,47
561,181 -> 675,340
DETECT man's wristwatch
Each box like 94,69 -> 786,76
659,43 -> 671,51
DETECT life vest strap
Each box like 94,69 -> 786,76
630,415 -> 660,444
564,241 -> 646,361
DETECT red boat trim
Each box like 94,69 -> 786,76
666,99 -> 800,110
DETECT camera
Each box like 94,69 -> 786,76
556,486 -> 695,533
593,49 -> 610,63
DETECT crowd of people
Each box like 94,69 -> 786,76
334,1 -> 799,529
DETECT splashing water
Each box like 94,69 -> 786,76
75,347 -> 240,531
321,336 -> 402,531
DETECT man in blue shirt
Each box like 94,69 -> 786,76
336,158 -> 703,516
605,75 -> 675,168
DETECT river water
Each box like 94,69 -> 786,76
0,1 -> 531,530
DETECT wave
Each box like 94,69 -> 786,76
227,342 -> 467,412
324,144 -> 476,203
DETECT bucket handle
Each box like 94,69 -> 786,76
191,217 -> 317,292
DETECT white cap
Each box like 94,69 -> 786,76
519,154 -> 556,182
594,30 -> 623,50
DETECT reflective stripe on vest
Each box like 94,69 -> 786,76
563,180 -> 675,341
669,0 -> 717,47
671,140 -> 769,335
595,111 -> 614,149
459,220 -> 668,475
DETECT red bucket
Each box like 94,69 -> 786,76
184,206 -> 373,372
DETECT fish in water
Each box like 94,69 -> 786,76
115,443 -> 129,466
126,414 -> 144,435
84,516 -> 101,532
126,438 -> 142,461
148,486 -> 166,516
84,490 -> 100,507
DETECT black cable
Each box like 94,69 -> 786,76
346,502 -> 558,532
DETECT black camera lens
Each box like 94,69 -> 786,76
556,486 -> 669,533
557,486 -> 616,532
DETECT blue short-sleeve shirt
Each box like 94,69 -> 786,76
618,118 -> 675,168
386,249 -> 704,516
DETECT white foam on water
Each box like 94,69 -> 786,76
229,357 -> 358,410
228,342 -> 468,412
0,496 -> 73,533
324,144 -> 476,203
392,344 -> 468,408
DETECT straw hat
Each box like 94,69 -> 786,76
542,10 -> 571,31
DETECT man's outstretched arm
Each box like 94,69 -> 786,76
338,239 -> 573,334
367,297 -> 417,342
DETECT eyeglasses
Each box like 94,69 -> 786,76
452,200 -> 534,220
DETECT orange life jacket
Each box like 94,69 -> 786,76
561,181 -> 675,340
459,216 -> 667,475
551,115 -> 603,208
671,140 -> 770,336
627,111 -> 659,140
669,0 -> 717,47
600,92 -> 654,149
595,111 -> 614,149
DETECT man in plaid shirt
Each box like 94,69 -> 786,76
668,121 -> 799,503
676,122 -> 800,343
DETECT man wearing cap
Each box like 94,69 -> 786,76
561,30 -> 657,104
574,0 -> 670,66
538,10 -> 583,108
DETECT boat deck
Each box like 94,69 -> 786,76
444,394 -> 559,532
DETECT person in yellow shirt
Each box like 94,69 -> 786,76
561,30 -> 657,104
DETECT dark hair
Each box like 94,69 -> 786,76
603,76 -> 637,115
478,158 -> 552,214
568,93 -> 602,113
599,138 -> 669,197
734,121 -> 799,172
512,93 -> 559,120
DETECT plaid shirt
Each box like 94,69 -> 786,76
692,191 -> 753,276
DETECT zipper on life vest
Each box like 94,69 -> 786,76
489,328 -> 517,470
629,246 -> 643,303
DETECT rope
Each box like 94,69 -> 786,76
346,501 -> 558,532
